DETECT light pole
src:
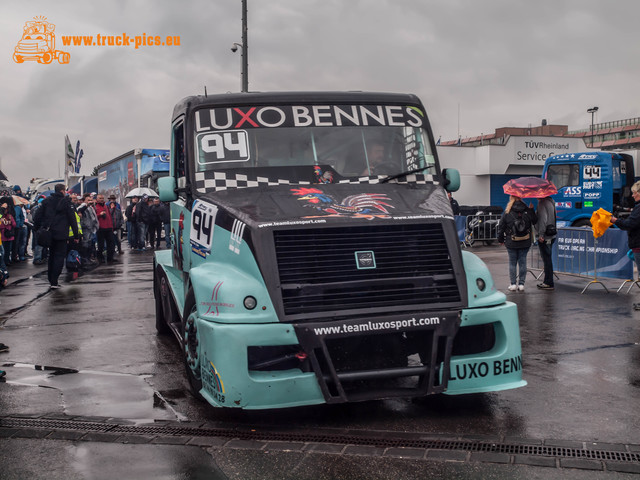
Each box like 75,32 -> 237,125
587,106 -> 599,148
231,0 -> 248,92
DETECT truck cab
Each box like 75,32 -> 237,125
154,91 -> 525,409
543,152 -> 635,227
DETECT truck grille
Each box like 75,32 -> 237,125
273,223 -> 461,317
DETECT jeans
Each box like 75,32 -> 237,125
0,244 -> 6,271
538,239 -> 555,286
16,225 -> 27,260
137,223 -> 148,249
507,247 -> 529,286
113,230 -> 121,253
127,221 -> 138,249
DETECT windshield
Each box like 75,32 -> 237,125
546,163 -> 579,189
192,104 -> 436,191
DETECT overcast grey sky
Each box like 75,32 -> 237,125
1,0 -> 639,188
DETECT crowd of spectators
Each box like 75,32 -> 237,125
0,185 -> 171,289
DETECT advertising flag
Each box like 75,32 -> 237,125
65,135 -> 75,172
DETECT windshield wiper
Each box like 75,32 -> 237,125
379,165 -> 433,184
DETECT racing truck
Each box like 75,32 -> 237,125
154,91 -> 526,409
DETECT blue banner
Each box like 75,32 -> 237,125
455,215 -> 466,242
553,227 -> 633,279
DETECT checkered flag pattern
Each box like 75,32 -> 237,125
194,171 -> 436,193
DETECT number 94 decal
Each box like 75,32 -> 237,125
190,200 -> 218,258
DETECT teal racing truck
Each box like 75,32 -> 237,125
154,91 -> 526,409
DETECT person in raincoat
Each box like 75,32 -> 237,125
611,181 -> 640,279
497,196 -> 537,292
535,196 -> 557,290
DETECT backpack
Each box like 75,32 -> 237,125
66,250 -> 81,272
510,211 -> 530,241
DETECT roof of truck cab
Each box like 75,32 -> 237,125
172,91 -> 423,118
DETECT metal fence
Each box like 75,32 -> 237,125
461,214 -> 502,247
528,227 -> 640,294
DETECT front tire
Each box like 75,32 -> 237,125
153,267 -> 172,334
183,289 -> 204,401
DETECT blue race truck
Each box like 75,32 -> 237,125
543,151 -> 635,227
154,91 -> 526,409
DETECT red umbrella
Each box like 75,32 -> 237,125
503,177 -> 558,198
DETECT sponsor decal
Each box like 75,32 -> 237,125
584,192 -> 601,199
312,316 -> 442,336
200,281 -> 234,317
578,154 -> 598,160
556,201 -> 572,209
563,186 -> 582,197
190,200 -> 217,258
195,105 -> 424,132
582,181 -> 602,190
201,359 -> 226,404
291,187 -> 394,219
448,355 -> 522,381
314,166 -> 334,184
229,219 -> 245,254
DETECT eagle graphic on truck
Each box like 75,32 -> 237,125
153,91 -> 526,409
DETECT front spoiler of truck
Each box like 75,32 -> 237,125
190,301 -> 523,409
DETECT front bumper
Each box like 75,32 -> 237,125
445,301 -> 526,394
193,301 -> 524,409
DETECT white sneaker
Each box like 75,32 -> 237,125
508,284 -> 517,291
518,284 -> 525,291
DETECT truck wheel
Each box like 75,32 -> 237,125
13,53 -> 24,63
58,52 -> 70,64
183,289 -> 204,401
39,53 -> 53,64
153,267 -> 172,334
573,219 -> 591,228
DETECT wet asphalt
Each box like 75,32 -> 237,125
0,244 -> 639,479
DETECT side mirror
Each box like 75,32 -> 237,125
443,168 -> 460,192
158,176 -> 178,202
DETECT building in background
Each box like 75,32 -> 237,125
438,117 -> 640,208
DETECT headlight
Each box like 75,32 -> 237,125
476,278 -> 486,291
243,296 -> 257,310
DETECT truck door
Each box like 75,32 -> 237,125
546,162 -> 582,226
170,118 -> 191,272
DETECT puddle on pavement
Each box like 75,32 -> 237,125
4,362 -> 185,422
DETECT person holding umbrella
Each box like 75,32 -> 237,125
497,196 -> 537,291
498,177 -> 555,292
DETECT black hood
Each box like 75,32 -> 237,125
198,182 -> 453,229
